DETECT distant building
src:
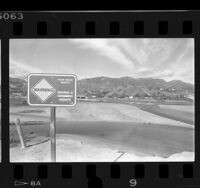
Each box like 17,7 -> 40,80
86,93 -> 98,99
77,95 -> 87,99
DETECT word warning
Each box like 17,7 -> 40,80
28,74 -> 77,106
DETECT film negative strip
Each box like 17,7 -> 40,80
0,10 -> 199,188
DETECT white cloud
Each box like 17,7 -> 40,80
112,39 -> 148,65
69,39 -> 135,68
10,58 -> 43,78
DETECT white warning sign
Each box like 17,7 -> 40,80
28,74 -> 77,106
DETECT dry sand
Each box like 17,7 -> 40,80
10,102 -> 193,128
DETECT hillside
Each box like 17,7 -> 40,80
9,76 -> 194,105
9,77 -> 27,105
77,76 -> 194,100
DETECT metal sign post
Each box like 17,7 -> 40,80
50,107 -> 56,162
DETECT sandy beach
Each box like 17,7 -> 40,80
9,102 -> 194,162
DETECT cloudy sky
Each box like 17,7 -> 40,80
10,38 -> 194,84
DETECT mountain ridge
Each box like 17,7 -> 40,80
9,76 -> 194,105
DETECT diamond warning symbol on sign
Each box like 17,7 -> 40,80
31,78 -> 56,102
